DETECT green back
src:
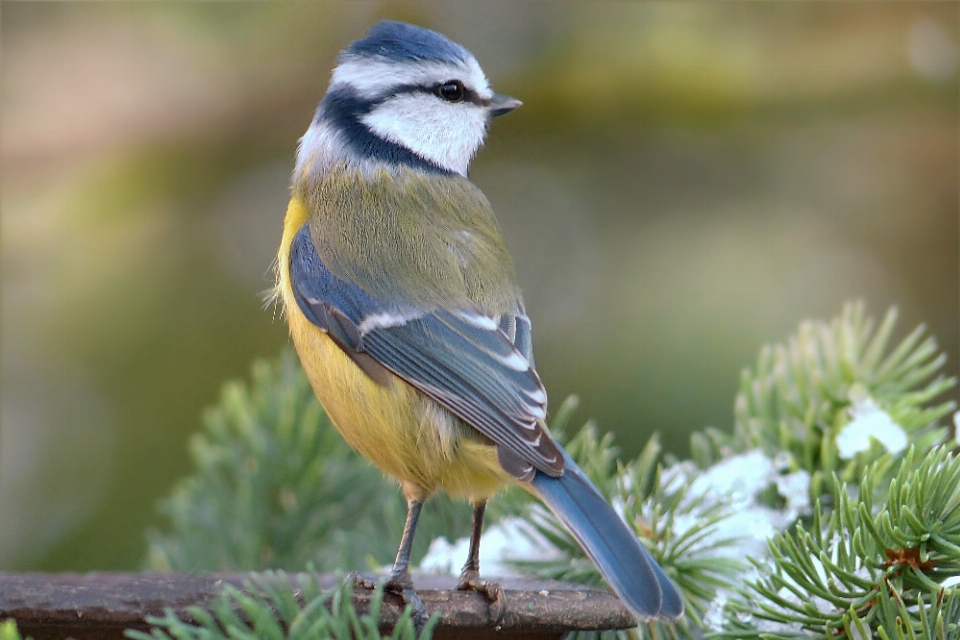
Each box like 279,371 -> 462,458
300,165 -> 522,315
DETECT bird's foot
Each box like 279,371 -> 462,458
385,570 -> 429,636
384,566 -> 414,592
457,570 -> 505,627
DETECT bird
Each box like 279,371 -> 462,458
275,19 -> 684,630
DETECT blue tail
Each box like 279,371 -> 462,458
530,448 -> 684,621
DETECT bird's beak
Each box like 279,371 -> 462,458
490,93 -> 522,117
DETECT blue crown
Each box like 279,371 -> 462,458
343,20 -> 469,65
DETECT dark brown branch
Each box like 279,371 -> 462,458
0,572 -> 638,640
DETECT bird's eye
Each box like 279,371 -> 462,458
436,80 -> 465,103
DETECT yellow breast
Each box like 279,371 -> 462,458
277,196 -> 511,501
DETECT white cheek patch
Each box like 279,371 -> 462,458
361,93 -> 489,176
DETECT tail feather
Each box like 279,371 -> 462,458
530,448 -> 683,621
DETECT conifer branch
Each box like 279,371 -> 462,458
722,303 -> 955,487
714,447 -> 960,639
124,572 -> 435,640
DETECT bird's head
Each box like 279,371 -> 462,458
299,21 -> 521,179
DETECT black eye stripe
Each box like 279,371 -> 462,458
461,86 -> 487,106
379,83 -> 488,107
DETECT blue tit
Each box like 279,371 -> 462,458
275,20 -> 683,629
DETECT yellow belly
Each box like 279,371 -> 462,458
277,198 -> 511,501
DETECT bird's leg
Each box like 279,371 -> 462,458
387,496 -> 423,589
385,496 -> 429,632
456,500 -> 505,625
456,500 -> 486,588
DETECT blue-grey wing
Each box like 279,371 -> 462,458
496,307 -> 535,370
288,224 -> 562,477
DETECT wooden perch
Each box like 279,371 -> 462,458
0,572 -> 639,640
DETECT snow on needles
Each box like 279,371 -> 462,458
673,450 -> 812,632
663,450 -> 811,561
836,396 -> 907,459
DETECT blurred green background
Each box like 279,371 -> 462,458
2,1 -> 958,571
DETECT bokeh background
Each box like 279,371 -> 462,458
2,1 -> 958,571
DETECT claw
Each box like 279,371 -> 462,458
344,572 -> 429,635
401,586 -> 430,635
457,571 -> 506,627
383,569 -> 428,635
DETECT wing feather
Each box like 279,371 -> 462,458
289,224 -> 562,477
